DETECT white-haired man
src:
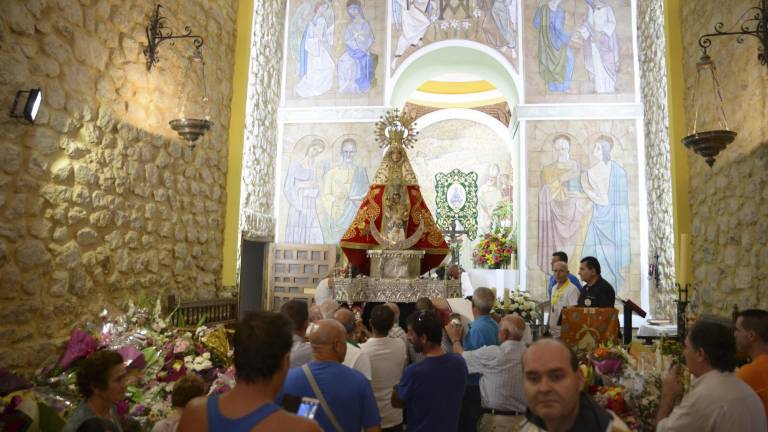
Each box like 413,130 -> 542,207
447,315 -> 528,431
453,287 -> 499,432
548,261 -> 580,338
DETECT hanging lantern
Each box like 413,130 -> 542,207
681,54 -> 737,167
169,47 -> 213,146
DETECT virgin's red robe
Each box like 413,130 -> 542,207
339,183 -> 449,276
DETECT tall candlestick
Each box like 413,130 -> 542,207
503,288 -> 510,310
679,233 -> 690,287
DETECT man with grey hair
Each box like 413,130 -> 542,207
385,303 -> 408,347
447,315 -> 528,431
319,299 -> 340,319
334,308 -> 372,381
457,287 -> 500,431
548,261 -> 580,338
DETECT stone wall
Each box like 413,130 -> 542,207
0,0 -> 238,371
638,0 -> 675,319
681,0 -> 768,314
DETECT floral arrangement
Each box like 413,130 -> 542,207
589,345 -> 629,376
472,232 -> 516,269
495,289 -> 539,323
576,341 -> 690,432
2,298 -> 232,430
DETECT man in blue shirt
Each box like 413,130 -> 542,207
392,310 -> 468,432
453,287 -> 499,432
547,251 -> 583,299
281,319 -> 382,432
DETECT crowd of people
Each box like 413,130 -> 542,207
60,252 -> 768,431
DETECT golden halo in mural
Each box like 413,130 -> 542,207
375,108 -> 418,149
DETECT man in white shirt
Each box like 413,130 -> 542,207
361,305 -> 407,431
447,315 -> 528,431
280,300 -> 313,368
334,308 -> 372,380
314,276 -> 333,305
548,261 -> 580,338
656,320 -> 767,431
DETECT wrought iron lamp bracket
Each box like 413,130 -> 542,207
697,0 -> 768,67
143,4 -> 205,71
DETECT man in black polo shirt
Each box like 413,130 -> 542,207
576,256 -> 615,308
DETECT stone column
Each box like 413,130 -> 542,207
638,0 -> 676,318
238,0 -> 286,265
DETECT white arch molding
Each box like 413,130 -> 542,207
387,39 -> 529,287
386,40 -> 523,108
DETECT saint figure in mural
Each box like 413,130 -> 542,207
295,1 -> 336,98
319,138 -> 370,242
580,135 -> 630,292
480,0 -> 518,52
577,0 -> 620,93
393,0 -> 432,64
338,0 -> 375,94
533,0 -> 574,92
478,163 -> 503,230
537,135 -> 588,274
283,139 -> 325,244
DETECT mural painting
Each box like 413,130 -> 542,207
527,120 -> 639,303
523,0 -> 635,103
279,119 -> 515,271
391,0 -> 520,72
286,0 -> 386,107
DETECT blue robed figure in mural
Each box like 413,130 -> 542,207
338,0 -> 375,94
581,135 -> 630,293
533,0 -> 574,92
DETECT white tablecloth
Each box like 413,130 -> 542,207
637,323 -> 677,338
460,269 -> 518,297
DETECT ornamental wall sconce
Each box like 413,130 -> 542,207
143,4 -> 212,144
682,0 -> 767,166
10,88 -> 42,123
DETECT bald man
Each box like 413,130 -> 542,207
334,308 -> 373,380
447,315 -> 528,431
385,303 -> 408,346
548,261 -> 580,338
519,339 -> 629,432
281,320 -> 382,432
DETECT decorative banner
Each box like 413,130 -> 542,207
435,169 -> 479,240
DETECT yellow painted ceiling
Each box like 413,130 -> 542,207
416,79 -> 497,95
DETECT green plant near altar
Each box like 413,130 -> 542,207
472,200 -> 518,269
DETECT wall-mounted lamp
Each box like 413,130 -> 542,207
143,4 -> 212,144
10,88 -> 42,123
682,55 -> 736,167
143,4 -> 205,72
682,1 -> 766,166
696,0 -> 767,68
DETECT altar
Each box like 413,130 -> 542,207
332,278 -> 462,303
460,269 -> 518,297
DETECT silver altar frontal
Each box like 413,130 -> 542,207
367,249 -> 424,279
333,277 -> 462,303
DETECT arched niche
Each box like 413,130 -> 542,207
387,41 -> 523,110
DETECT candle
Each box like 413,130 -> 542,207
503,288 -> 510,310
679,233 -> 690,287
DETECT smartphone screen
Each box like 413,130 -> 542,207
296,397 -> 320,419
